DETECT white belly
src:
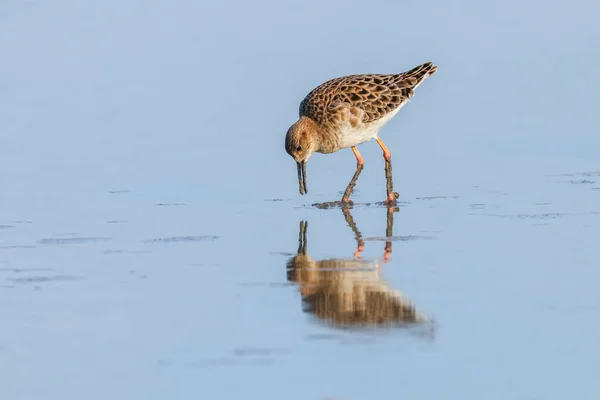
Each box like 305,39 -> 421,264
338,103 -> 404,149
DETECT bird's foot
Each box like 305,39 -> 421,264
383,192 -> 400,207
340,197 -> 354,207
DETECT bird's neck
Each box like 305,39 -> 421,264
301,117 -> 339,154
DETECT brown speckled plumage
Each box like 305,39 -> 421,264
300,62 -> 437,127
285,61 -> 438,204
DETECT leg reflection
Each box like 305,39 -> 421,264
342,205 -> 399,262
383,206 -> 398,262
342,207 -> 365,258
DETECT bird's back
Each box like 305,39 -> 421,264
299,62 -> 438,127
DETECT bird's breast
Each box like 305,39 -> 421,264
337,106 -> 401,149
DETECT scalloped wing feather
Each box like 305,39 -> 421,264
299,62 -> 437,127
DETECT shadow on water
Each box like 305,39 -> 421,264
286,207 -> 432,334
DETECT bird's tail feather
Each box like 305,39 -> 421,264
397,61 -> 437,91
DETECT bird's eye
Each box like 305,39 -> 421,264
296,146 -> 302,151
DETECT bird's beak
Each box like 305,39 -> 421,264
296,161 -> 307,195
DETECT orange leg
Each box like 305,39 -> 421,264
341,146 -> 364,204
375,137 -> 398,205
352,146 -> 364,165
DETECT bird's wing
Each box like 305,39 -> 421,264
299,62 -> 437,125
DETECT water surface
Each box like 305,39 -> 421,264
1,0 -> 600,399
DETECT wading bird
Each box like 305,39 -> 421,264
285,61 -> 437,205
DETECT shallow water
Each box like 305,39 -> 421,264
1,0 -> 600,399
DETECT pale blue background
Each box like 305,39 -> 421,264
1,0 -> 599,399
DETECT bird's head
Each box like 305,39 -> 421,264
285,117 -> 320,195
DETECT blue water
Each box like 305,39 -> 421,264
1,0 -> 599,399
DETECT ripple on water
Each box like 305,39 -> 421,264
176,347 -> 287,369
548,171 -> 600,177
0,268 -> 53,273
415,196 -> 459,200
37,237 -> 112,245
8,275 -> 80,284
143,235 -> 220,244
102,249 -> 152,254
364,235 -> 435,241
308,200 -> 409,210
475,213 -> 567,220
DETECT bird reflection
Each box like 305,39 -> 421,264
286,207 -> 428,329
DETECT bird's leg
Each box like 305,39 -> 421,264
341,146 -> 364,204
342,207 -> 365,258
375,137 -> 399,205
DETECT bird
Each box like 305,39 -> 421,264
284,61 -> 438,205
